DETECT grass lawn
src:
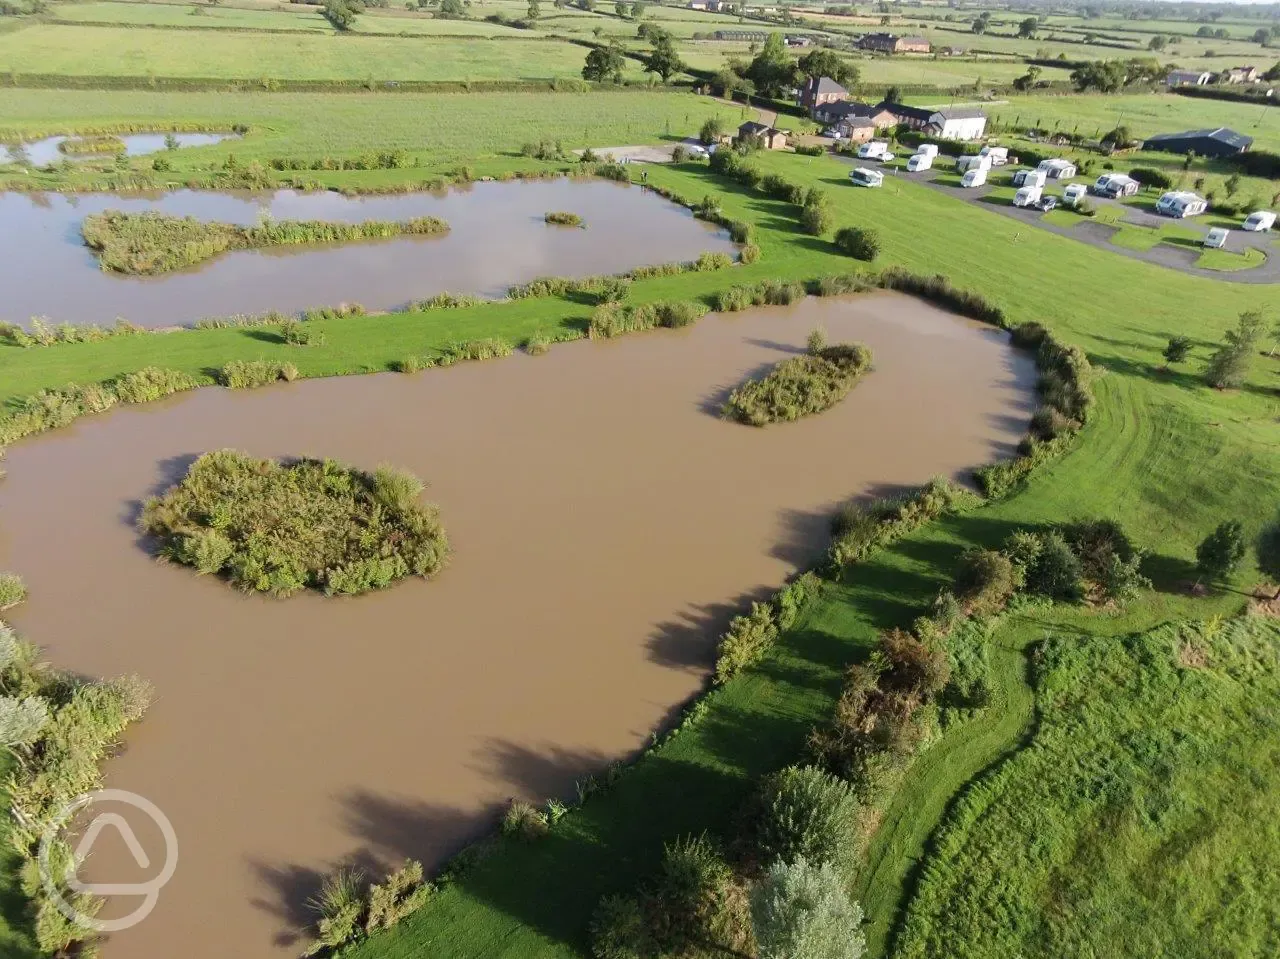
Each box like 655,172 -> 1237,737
0,88 -> 743,164
0,24 -> 617,82
988,93 -> 1280,154
1194,243 -> 1268,271
2,144 -> 1280,958
892,617 -> 1280,959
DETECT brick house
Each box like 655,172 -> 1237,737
797,76 -> 849,112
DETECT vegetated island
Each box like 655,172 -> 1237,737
140,450 -> 449,597
82,210 -> 450,275
543,210 -> 584,227
724,332 -> 873,426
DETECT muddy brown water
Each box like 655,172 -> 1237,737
0,294 -> 1035,959
0,180 -> 734,328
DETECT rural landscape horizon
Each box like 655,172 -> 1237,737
0,0 -> 1278,957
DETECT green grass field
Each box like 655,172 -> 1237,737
0,24 -> 620,81
3,95 -> 1280,959
990,93 -> 1280,154
50,0 -> 334,31
0,88 -> 746,163
893,617 -> 1280,959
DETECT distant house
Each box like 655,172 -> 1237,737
785,35 -> 814,47
857,32 -> 931,54
879,102 -> 986,140
813,99 -> 896,128
1222,65 -> 1259,84
1165,69 -> 1211,87
798,76 -> 849,112
712,29 -> 769,41
1144,127 -> 1253,158
737,121 -> 788,150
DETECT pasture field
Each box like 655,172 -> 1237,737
0,24 -> 617,82
49,0 -> 334,31
1,147 -> 1277,959
989,92 -> 1280,153
0,88 -> 745,163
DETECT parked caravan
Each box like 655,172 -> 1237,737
1155,191 -> 1208,218
1242,210 -> 1276,232
1013,185 -> 1043,208
906,153 -> 934,172
848,167 -> 884,188
960,168 -> 987,188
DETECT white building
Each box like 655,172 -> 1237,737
925,107 -> 987,141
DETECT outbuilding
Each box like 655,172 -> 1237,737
1143,127 -> 1253,158
736,122 -> 788,151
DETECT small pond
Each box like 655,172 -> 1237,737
0,180 -> 735,327
0,131 -> 238,167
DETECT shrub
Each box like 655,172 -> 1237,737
1009,321 -> 1049,349
693,251 -> 733,272
806,327 -> 826,355
1129,166 -> 1172,189
1204,311 -> 1265,389
1196,520 -> 1247,584
303,869 -> 365,956
653,834 -> 734,949
775,571 -> 822,631
750,856 -> 867,959
724,343 -> 873,427
394,355 -> 422,374
112,367 -> 199,404
280,320 -> 325,346
413,292 -> 482,311
524,332 -> 553,355
715,286 -> 754,312
880,627 -> 951,698
714,602 -> 778,683
140,450 -> 449,597
590,894 -> 653,959
595,277 -> 632,304
0,573 -> 26,610
364,860 -> 431,932
502,800 -> 550,841
873,269 -> 1004,325
438,338 -> 513,364
219,360 -> 297,388
800,204 -> 833,236
812,273 -> 873,297
655,300 -> 706,328
739,242 -> 761,264
1060,519 -> 1135,580
794,144 -> 826,157
828,479 -> 978,569
1020,530 -> 1084,600
953,549 -> 1019,615
544,211 -> 585,227
834,226 -> 879,261
751,765 -> 860,869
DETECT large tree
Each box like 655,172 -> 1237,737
1196,521 -> 1247,585
744,32 -> 798,98
751,856 -> 867,959
582,42 -> 625,82
1018,16 -> 1037,37
644,32 -> 684,82
796,49 -> 858,87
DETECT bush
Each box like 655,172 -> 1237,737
140,450 -> 449,597
438,338 -> 514,365
413,292 -> 482,311
751,856 -> 867,959
953,549 -> 1019,615
501,800 -> 549,841
714,602 -> 778,684
111,367 -> 199,404
724,343 -> 873,426
219,360 -> 297,388
739,242 -> 761,264
751,766 -> 860,869
394,355 -> 422,374
834,226 -> 880,261
364,860 -> 431,932
280,320 -> 325,346
812,273 -> 874,297
590,894 -> 653,959
524,332 -> 553,355
1129,166 -> 1172,189
653,834 -> 734,949
800,204 -> 833,236
0,573 -> 27,610
1019,530 -> 1084,600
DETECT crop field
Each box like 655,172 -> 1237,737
0,24 -> 612,81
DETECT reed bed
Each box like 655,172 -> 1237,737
140,450 -> 449,597
724,341 -> 873,427
81,210 -> 450,275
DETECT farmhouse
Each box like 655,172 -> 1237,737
831,116 -> 878,143
1143,127 -> 1254,158
1165,69 -> 1211,87
814,99 -> 896,127
1222,65 -> 1259,84
879,102 -> 987,140
737,121 -> 788,150
798,75 -> 849,111
857,33 -> 931,54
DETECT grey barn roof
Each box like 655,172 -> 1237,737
1145,127 -> 1254,151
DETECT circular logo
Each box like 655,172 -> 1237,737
37,789 -> 179,932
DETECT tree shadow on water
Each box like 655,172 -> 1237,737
121,452 -> 201,544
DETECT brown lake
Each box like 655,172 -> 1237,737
0,293 -> 1036,959
0,179 -> 734,328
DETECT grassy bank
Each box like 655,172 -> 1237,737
1,150 -> 1278,957
81,209 -> 450,274
894,616 -> 1280,959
